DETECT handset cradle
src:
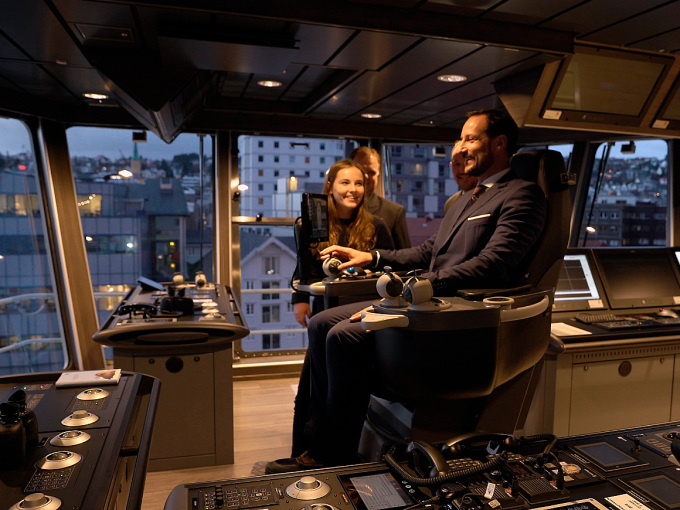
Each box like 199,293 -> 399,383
408,440 -> 450,478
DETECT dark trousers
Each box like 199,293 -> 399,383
291,295 -> 326,457
303,300 -> 375,465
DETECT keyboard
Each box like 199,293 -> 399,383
593,319 -> 647,330
575,313 -> 619,324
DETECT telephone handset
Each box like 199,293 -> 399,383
407,441 -> 450,478
442,432 -> 518,458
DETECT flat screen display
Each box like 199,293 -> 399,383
593,249 -> 680,309
338,471 -> 417,510
630,475 -> 680,509
572,442 -> 645,471
655,75 -> 680,130
300,192 -> 329,244
553,251 -> 606,311
542,46 -> 673,127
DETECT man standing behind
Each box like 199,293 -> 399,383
350,147 -> 411,248
444,142 -> 477,213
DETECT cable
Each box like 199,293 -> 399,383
519,433 -> 558,456
384,449 -> 507,487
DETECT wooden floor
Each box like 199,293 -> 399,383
141,377 -> 298,510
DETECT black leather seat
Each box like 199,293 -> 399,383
359,149 -> 572,457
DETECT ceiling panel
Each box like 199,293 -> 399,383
361,47 -> 539,120
481,0 -> 586,25
577,2 -> 680,50
313,38 -> 481,117
0,0 -> 90,67
326,30 -> 419,71
541,0 -> 675,45
0,0 -> 677,142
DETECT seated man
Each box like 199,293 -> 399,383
266,108 -> 548,473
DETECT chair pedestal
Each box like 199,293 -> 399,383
360,360 -> 545,461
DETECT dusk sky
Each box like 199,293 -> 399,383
0,118 -> 208,160
0,117 -> 669,161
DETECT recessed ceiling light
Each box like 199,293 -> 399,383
257,80 -> 282,88
361,113 -> 382,119
83,93 -> 109,100
437,74 -> 467,83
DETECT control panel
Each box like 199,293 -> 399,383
165,422 -> 680,510
0,372 -> 159,510
93,280 -> 249,352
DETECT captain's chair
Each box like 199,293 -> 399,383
359,149 -> 572,457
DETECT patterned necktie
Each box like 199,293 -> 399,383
471,184 -> 487,202
461,184 -> 487,214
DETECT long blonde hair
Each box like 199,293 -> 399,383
318,159 -> 376,252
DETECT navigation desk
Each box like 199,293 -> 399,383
528,307 -> 680,439
93,282 -> 249,471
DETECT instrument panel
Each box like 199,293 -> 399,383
165,422 -> 680,510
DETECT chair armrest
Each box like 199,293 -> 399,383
457,284 -> 532,300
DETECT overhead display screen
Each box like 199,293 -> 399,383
542,46 -> 673,127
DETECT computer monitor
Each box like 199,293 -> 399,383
300,193 -> 329,244
553,249 -> 607,312
541,45 -> 673,128
655,75 -> 680,131
593,249 -> 680,310
296,193 -> 329,284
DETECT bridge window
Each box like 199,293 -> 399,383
67,128 -> 214,354
578,140 -> 669,247
0,118 -> 68,376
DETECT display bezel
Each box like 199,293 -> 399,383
300,192 -> 329,245
541,45 -> 673,128
553,249 -> 607,312
572,442 -> 648,472
593,248 -> 680,310
338,471 -> 419,510
629,474 -> 680,509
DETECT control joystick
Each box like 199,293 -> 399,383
322,257 -> 342,279
0,402 -> 26,469
402,273 -> 451,311
376,267 -> 407,307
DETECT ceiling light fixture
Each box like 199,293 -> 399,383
257,80 -> 282,88
361,113 -> 382,119
83,93 -> 109,100
437,74 -> 467,83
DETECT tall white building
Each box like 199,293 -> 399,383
237,136 -> 347,217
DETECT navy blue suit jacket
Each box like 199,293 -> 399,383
378,170 -> 547,296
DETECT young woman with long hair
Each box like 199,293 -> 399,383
289,158 -> 394,460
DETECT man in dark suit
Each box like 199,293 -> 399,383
350,147 -> 411,249
266,109 -> 547,472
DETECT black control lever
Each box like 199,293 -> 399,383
671,438 -> 680,464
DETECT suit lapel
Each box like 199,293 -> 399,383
430,179 -> 510,264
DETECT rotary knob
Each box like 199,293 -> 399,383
23,493 -> 49,508
12,492 -> 62,510
299,476 -> 319,490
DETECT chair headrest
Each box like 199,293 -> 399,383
510,149 -> 569,197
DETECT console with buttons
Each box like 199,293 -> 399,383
0,371 -> 159,510
165,421 -> 680,510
